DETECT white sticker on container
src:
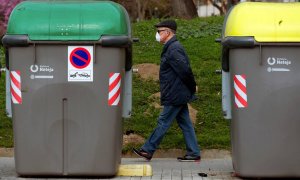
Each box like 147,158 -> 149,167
68,46 -> 93,82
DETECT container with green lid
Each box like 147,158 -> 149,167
2,1 -> 132,177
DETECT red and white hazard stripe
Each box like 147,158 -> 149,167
10,71 -> 22,104
108,73 -> 121,106
234,74 -> 247,108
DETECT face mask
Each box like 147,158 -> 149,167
155,32 -> 161,42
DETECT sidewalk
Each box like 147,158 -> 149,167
0,157 -> 240,180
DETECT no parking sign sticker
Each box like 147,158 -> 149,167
68,46 -> 93,82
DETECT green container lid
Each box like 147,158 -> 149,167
7,0 -> 129,41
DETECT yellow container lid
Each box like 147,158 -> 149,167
224,2 -> 300,42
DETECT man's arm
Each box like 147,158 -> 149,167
168,48 -> 196,94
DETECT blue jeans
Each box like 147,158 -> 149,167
141,104 -> 200,157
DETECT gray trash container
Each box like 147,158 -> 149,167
2,1 -> 132,176
221,2 -> 300,178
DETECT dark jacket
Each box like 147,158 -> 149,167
159,36 -> 197,106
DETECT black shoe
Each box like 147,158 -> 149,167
133,148 -> 152,161
177,155 -> 201,162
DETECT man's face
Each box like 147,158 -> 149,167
157,27 -> 170,43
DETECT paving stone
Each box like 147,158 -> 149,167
161,169 -> 171,179
130,177 -> 141,180
140,176 -> 151,180
171,169 -> 181,178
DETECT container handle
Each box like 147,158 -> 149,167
2,35 -> 29,47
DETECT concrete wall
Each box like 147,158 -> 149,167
197,4 -> 221,17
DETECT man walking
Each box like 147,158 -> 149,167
133,20 -> 200,162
